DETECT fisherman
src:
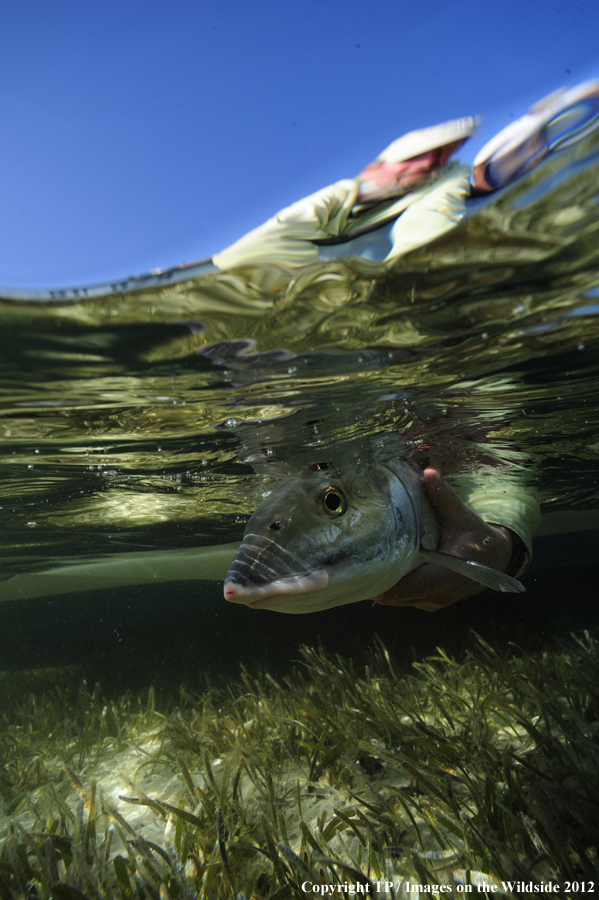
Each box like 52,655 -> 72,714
216,81 -> 599,612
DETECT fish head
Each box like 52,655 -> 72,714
224,460 -> 430,613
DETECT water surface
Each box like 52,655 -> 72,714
1,131 -> 599,672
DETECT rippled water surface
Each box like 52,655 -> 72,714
1,132 -> 599,627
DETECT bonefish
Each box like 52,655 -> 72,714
224,459 -> 523,614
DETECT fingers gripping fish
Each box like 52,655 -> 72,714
224,461 -> 524,614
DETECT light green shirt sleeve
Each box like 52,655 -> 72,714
212,178 -> 359,270
462,486 -> 541,569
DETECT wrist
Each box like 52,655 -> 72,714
502,528 -> 529,577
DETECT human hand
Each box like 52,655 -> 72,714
373,468 -> 514,612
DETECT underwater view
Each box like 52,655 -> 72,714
2,78 -> 599,897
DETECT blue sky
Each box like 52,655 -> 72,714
1,0 -> 598,288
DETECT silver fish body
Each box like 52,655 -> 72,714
224,458 -> 525,614
225,460 -> 437,614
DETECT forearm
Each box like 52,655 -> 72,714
464,490 -> 541,577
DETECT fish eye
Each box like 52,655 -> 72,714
321,486 -> 346,516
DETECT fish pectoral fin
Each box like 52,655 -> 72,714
419,550 -> 525,594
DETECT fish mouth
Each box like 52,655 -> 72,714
224,568 -> 329,609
